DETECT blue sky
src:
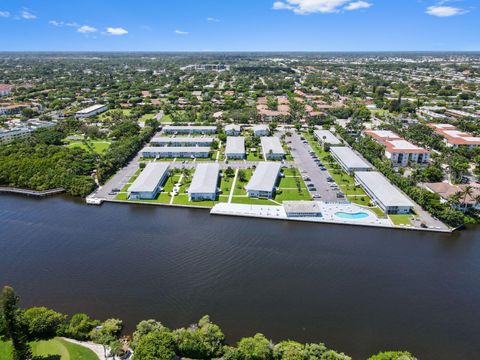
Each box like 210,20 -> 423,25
0,0 -> 478,51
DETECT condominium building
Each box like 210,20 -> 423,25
75,104 -> 108,118
330,147 -> 372,174
245,162 -> 282,199
141,146 -> 211,158
314,130 -> 342,146
188,163 -> 220,201
127,163 -> 170,200
364,130 -> 430,166
150,136 -> 214,147
355,171 -> 414,214
253,125 -> 270,137
445,109 -> 480,120
163,125 -> 217,135
261,137 -> 285,160
427,123 -> 480,149
225,136 -> 245,159
225,124 -> 242,136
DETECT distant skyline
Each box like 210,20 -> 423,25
0,0 -> 478,51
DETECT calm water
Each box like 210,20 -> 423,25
1,195 -> 479,360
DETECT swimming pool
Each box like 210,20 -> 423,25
335,212 -> 369,220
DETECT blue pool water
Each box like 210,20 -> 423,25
335,212 -> 369,220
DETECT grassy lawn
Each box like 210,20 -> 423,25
246,151 -> 264,161
160,114 -> 172,123
65,140 -> 111,154
389,214 -> 413,226
231,196 -> 277,206
219,173 -> 235,195
139,113 -> 155,122
275,189 -> 311,202
233,169 -> 253,195
303,133 -> 332,161
173,194 -> 217,207
369,207 -> 387,218
0,338 -> 98,360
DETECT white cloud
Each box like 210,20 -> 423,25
106,27 -> 128,35
345,1 -> 372,11
20,9 -> 36,20
77,25 -> 97,33
273,0 -> 353,14
0,11 -> 10,18
49,20 -> 64,26
207,17 -> 220,22
425,5 -> 466,17
174,29 -> 189,35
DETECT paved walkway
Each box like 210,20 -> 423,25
62,338 -> 106,360
228,169 -> 239,203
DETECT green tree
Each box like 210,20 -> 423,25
273,340 -> 305,360
23,307 -> 66,341
134,329 -> 176,360
368,351 -> 417,360
173,315 -> 225,359
65,313 -> 100,340
237,333 -> 273,360
131,319 -> 166,350
0,286 -> 32,360
90,318 -> 123,358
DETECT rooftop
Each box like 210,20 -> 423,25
330,146 -> 372,170
245,162 -> 282,192
76,104 -> 106,114
261,137 -> 285,155
128,163 -> 170,193
225,136 -> 245,154
314,130 -> 342,145
355,171 -> 414,208
189,163 -> 220,194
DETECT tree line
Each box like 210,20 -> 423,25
0,286 -> 417,360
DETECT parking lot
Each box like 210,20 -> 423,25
286,132 -> 339,202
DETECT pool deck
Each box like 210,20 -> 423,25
92,197 -> 452,233
210,202 -> 452,233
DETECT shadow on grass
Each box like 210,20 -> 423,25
33,356 -> 61,360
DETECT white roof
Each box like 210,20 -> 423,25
163,125 -> 216,132
76,104 -> 106,114
225,124 -> 241,131
355,171 -> 414,208
151,136 -> 214,144
330,147 -> 371,170
314,130 -> 342,145
245,162 -> 281,192
283,201 -> 321,214
387,139 -> 425,151
128,163 -> 170,193
261,137 -> 285,155
368,130 -> 400,139
225,136 -> 245,155
142,146 -> 211,154
189,163 -> 220,194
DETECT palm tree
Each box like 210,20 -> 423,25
461,185 -> 474,212
448,191 -> 463,210
474,194 -> 480,211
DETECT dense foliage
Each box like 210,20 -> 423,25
0,286 -> 419,360
0,128 -> 96,196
